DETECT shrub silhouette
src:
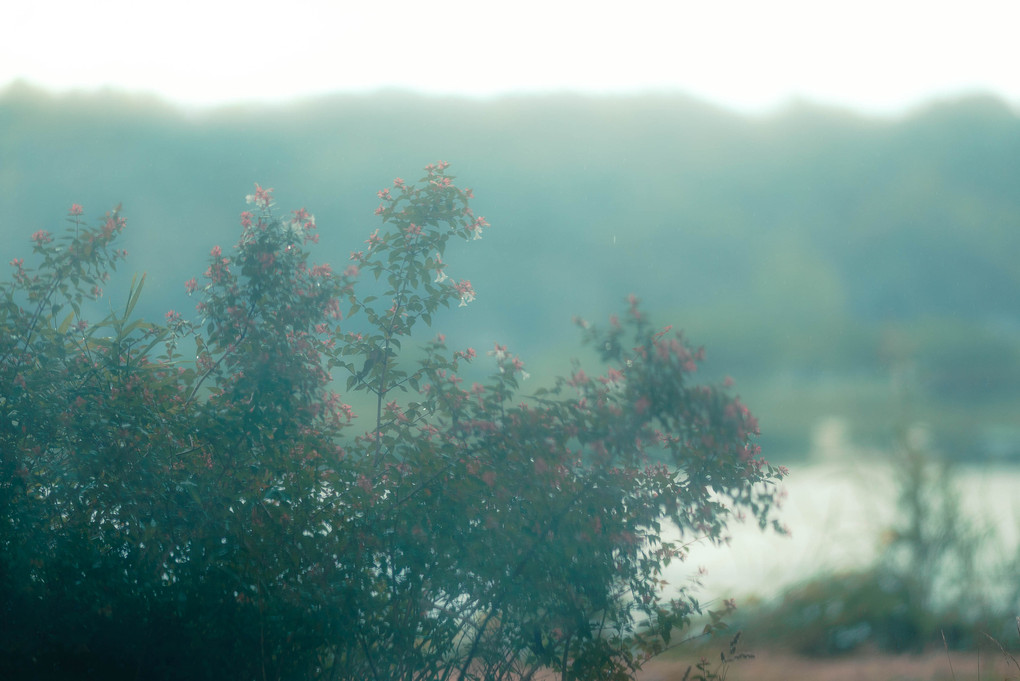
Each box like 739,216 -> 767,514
0,164 -> 785,680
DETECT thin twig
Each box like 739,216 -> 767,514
983,629 -> 1020,676
942,629 -> 957,681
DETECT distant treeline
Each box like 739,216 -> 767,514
3,83 -> 1018,457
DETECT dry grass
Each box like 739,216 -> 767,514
637,650 -> 1019,681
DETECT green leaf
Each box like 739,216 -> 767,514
123,273 -> 146,320
57,310 -> 76,334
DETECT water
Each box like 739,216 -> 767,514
668,432 -> 1020,605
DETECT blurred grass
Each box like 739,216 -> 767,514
641,648 -> 1020,681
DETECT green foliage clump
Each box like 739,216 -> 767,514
731,400 -> 1011,657
0,164 -> 784,680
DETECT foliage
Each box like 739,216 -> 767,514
0,164 -> 785,680
5,85 -> 1020,463
735,568 -> 926,656
881,427 -> 988,632
730,380 -> 1010,657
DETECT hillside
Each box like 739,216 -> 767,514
2,83 -> 1018,459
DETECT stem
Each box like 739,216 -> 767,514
560,633 -> 572,681
454,469 -> 601,681
358,630 -> 382,681
371,242 -> 422,466
0,266 -> 64,369
185,299 -> 257,406
259,577 -> 268,681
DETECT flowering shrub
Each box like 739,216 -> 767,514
0,163 -> 785,681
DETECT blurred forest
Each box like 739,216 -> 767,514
2,81 -> 1018,462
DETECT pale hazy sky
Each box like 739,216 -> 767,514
5,0 -> 1017,115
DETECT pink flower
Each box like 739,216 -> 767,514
31,230 -> 53,245
510,356 -> 528,380
386,400 -> 408,422
69,204 -> 84,216
467,216 -> 489,240
433,253 -> 448,283
210,245 -> 222,258
627,294 -> 643,320
343,265 -> 360,278
653,324 -> 674,340
599,368 -> 625,391
568,370 -> 589,387
246,183 -> 273,209
240,211 -> 253,228
357,474 -> 372,494
453,280 -> 475,307
325,298 -> 342,319
184,278 -> 198,293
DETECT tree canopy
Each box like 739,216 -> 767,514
1,164 -> 784,680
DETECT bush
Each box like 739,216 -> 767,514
732,387 -> 1006,658
0,164 -> 785,680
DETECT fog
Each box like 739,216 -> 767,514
2,76 -> 1019,677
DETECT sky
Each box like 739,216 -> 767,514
4,0 -> 1018,116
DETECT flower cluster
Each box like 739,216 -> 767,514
245,183 -> 274,209
454,279 -> 475,307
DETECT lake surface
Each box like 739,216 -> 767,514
667,430 -> 1020,605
